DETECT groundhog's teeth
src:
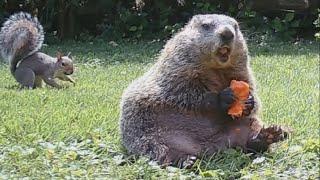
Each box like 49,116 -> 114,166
218,47 -> 229,55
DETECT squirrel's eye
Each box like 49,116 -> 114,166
201,23 -> 211,30
234,24 -> 238,30
62,63 -> 65,66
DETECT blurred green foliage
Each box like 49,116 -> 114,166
0,0 -> 318,41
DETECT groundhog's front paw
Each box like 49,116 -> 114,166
219,87 -> 236,112
201,92 -> 221,112
242,93 -> 255,116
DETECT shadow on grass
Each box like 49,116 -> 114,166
117,147 -> 264,179
192,149 -> 253,179
3,84 -> 20,90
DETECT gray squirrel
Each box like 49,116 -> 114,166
0,12 -> 75,89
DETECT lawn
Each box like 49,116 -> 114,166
0,39 -> 319,179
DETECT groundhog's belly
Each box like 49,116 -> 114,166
156,109 -> 252,153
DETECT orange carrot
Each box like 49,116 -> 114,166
228,80 -> 250,117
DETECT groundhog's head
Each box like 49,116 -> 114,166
179,14 -> 246,68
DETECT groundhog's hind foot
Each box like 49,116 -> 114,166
262,125 -> 291,144
160,154 -> 197,169
178,155 -> 197,169
247,125 -> 291,153
157,148 -> 197,169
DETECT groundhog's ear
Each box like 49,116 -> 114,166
57,52 -> 62,62
191,15 -> 201,23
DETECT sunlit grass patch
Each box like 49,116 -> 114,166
0,40 -> 318,179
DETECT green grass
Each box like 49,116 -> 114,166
0,39 -> 319,179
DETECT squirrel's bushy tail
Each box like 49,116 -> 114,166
0,12 -> 44,74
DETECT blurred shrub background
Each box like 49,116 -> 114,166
0,0 -> 318,41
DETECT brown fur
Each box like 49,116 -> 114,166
120,14 -> 289,167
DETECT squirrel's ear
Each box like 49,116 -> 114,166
67,52 -> 72,59
57,52 -> 62,62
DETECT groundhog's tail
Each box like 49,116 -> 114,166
0,12 -> 44,75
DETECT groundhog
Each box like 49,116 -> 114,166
120,14 -> 289,167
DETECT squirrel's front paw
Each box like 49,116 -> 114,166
219,87 -> 236,112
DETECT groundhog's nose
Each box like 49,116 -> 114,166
220,28 -> 234,42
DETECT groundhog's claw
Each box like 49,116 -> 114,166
219,87 -> 236,112
178,155 -> 197,169
242,94 -> 254,116
160,153 -> 197,169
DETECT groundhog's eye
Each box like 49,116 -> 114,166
62,62 -> 65,66
201,23 -> 211,30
